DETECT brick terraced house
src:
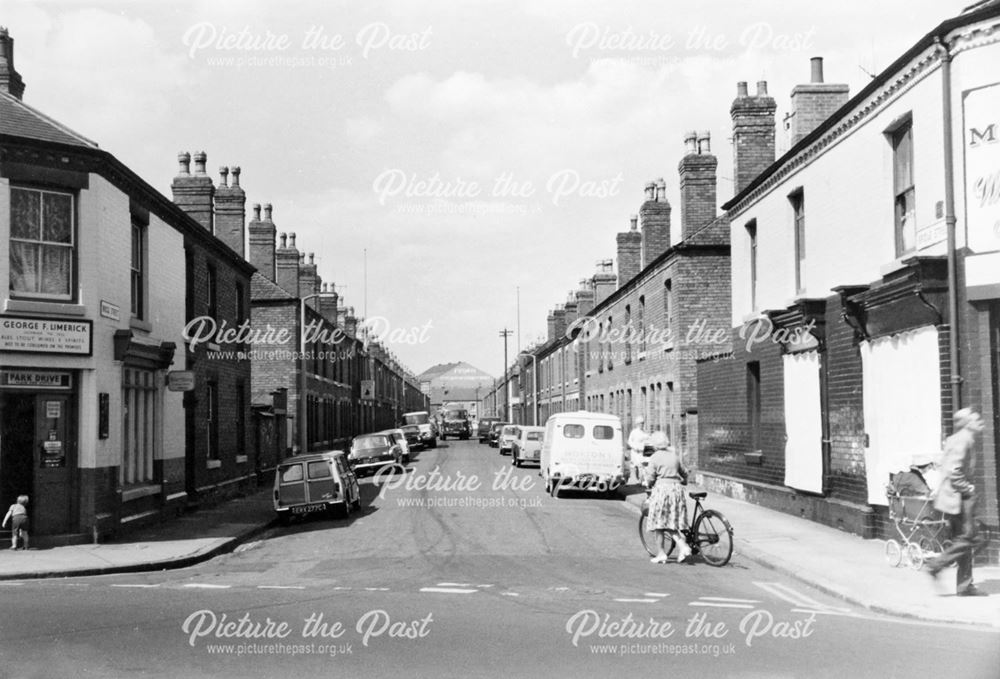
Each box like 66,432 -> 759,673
696,3 -> 1000,560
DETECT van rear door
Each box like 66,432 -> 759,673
306,458 -> 339,502
277,461 -> 307,506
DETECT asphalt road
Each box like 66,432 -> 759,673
1,439 -> 998,678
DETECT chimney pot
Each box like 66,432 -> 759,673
630,214 -> 638,230
309,252 -> 315,265
230,166 -> 241,187
810,56 -> 824,83
644,182 -> 656,201
289,232 -> 296,248
737,81 -> 748,97
697,131 -> 712,154
177,151 -> 191,176
219,166 -> 229,187
756,81 -> 768,96
280,232 -> 287,248
193,151 -> 207,176
299,252 -> 305,264
263,203 -> 273,222
252,203 -> 261,221
684,130 -> 698,155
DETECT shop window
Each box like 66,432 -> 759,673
122,368 -> 156,486
9,186 -> 74,300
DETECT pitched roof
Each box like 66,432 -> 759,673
251,272 -> 295,302
0,90 -> 97,148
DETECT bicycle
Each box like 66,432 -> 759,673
639,490 -> 734,566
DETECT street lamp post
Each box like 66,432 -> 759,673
299,291 -> 337,455
499,328 -> 512,422
519,352 -> 539,426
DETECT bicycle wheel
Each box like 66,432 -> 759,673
693,509 -> 734,566
638,513 -> 675,558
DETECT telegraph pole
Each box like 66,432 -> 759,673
499,328 -> 512,422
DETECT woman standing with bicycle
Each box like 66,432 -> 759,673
644,431 -> 692,564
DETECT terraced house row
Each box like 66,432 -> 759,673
494,2 -> 1000,562
0,29 -> 427,544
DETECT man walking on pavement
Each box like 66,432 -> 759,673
627,416 -> 649,485
927,408 -> 987,597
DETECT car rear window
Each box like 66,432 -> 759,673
446,409 -> 468,419
404,413 -> 429,425
307,460 -> 332,479
563,424 -> 585,439
279,464 -> 303,483
355,435 -> 389,449
503,426 -> 518,435
527,432 -> 543,441
593,425 -> 614,440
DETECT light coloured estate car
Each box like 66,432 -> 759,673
498,425 -> 520,456
512,426 -> 544,467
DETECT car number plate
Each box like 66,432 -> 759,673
291,503 -> 327,515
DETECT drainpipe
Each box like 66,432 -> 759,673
936,35 -> 961,414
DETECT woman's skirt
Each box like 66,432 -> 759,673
647,481 -> 687,532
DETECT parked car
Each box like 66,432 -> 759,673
403,411 -> 437,448
512,426 -> 544,467
477,417 -> 500,443
400,424 -> 423,451
541,411 -> 626,498
440,407 -> 471,440
488,421 -> 507,448
498,424 -> 520,456
380,428 -> 412,464
348,433 -> 403,476
273,450 -> 361,523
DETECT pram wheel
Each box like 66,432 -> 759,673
905,543 -> 925,570
884,539 -> 902,568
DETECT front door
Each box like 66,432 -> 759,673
0,392 -> 74,535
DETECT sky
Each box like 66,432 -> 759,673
3,0 -> 975,378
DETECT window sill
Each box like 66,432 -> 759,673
121,484 -> 162,502
130,317 -> 153,333
5,299 -> 87,316
206,459 -> 222,469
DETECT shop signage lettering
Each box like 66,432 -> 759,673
0,316 -> 92,355
964,83 -> 1000,252
0,371 -> 73,389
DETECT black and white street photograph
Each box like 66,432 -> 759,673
2,1 -> 1000,677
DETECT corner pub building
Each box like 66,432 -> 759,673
1,28 -> 212,543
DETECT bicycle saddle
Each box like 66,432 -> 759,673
688,491 -> 707,499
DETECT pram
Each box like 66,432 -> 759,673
884,471 -> 950,570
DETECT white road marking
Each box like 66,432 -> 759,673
501,592 -> 520,597
689,602 -> 757,609
0,582 -> 25,586
754,582 -> 851,612
420,587 -> 478,594
614,598 -> 659,603
182,583 -> 231,589
258,585 -> 306,590
476,584 -> 494,588
790,608 -> 856,617
437,582 -> 472,587
644,592 -> 670,598
365,587 -> 390,591
111,584 -> 160,588
698,597 -> 761,604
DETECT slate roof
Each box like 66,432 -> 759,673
251,272 -> 295,302
0,90 -> 97,148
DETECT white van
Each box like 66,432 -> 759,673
540,411 -> 626,498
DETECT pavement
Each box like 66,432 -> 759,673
1,478 -> 999,628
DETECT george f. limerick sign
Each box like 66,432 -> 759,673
0,316 -> 93,355
965,82 -> 1000,253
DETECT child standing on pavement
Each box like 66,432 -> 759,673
2,495 -> 29,550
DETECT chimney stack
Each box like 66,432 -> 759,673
319,283 -> 340,325
591,263 -> 617,307
214,166 -> 246,256
553,307 -> 567,341
787,57 -> 849,146
678,130 -> 718,239
731,80 -> 777,195
639,179 -> 672,267
616,215 -> 643,287
344,307 -> 358,339
171,151 -> 215,231
275,228 -> 301,297
299,252 -> 319,308
563,291 -> 579,328
0,28 -> 25,100
575,279 -> 596,318
248,203 -> 276,281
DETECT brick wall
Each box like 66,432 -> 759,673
824,296 -> 867,504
